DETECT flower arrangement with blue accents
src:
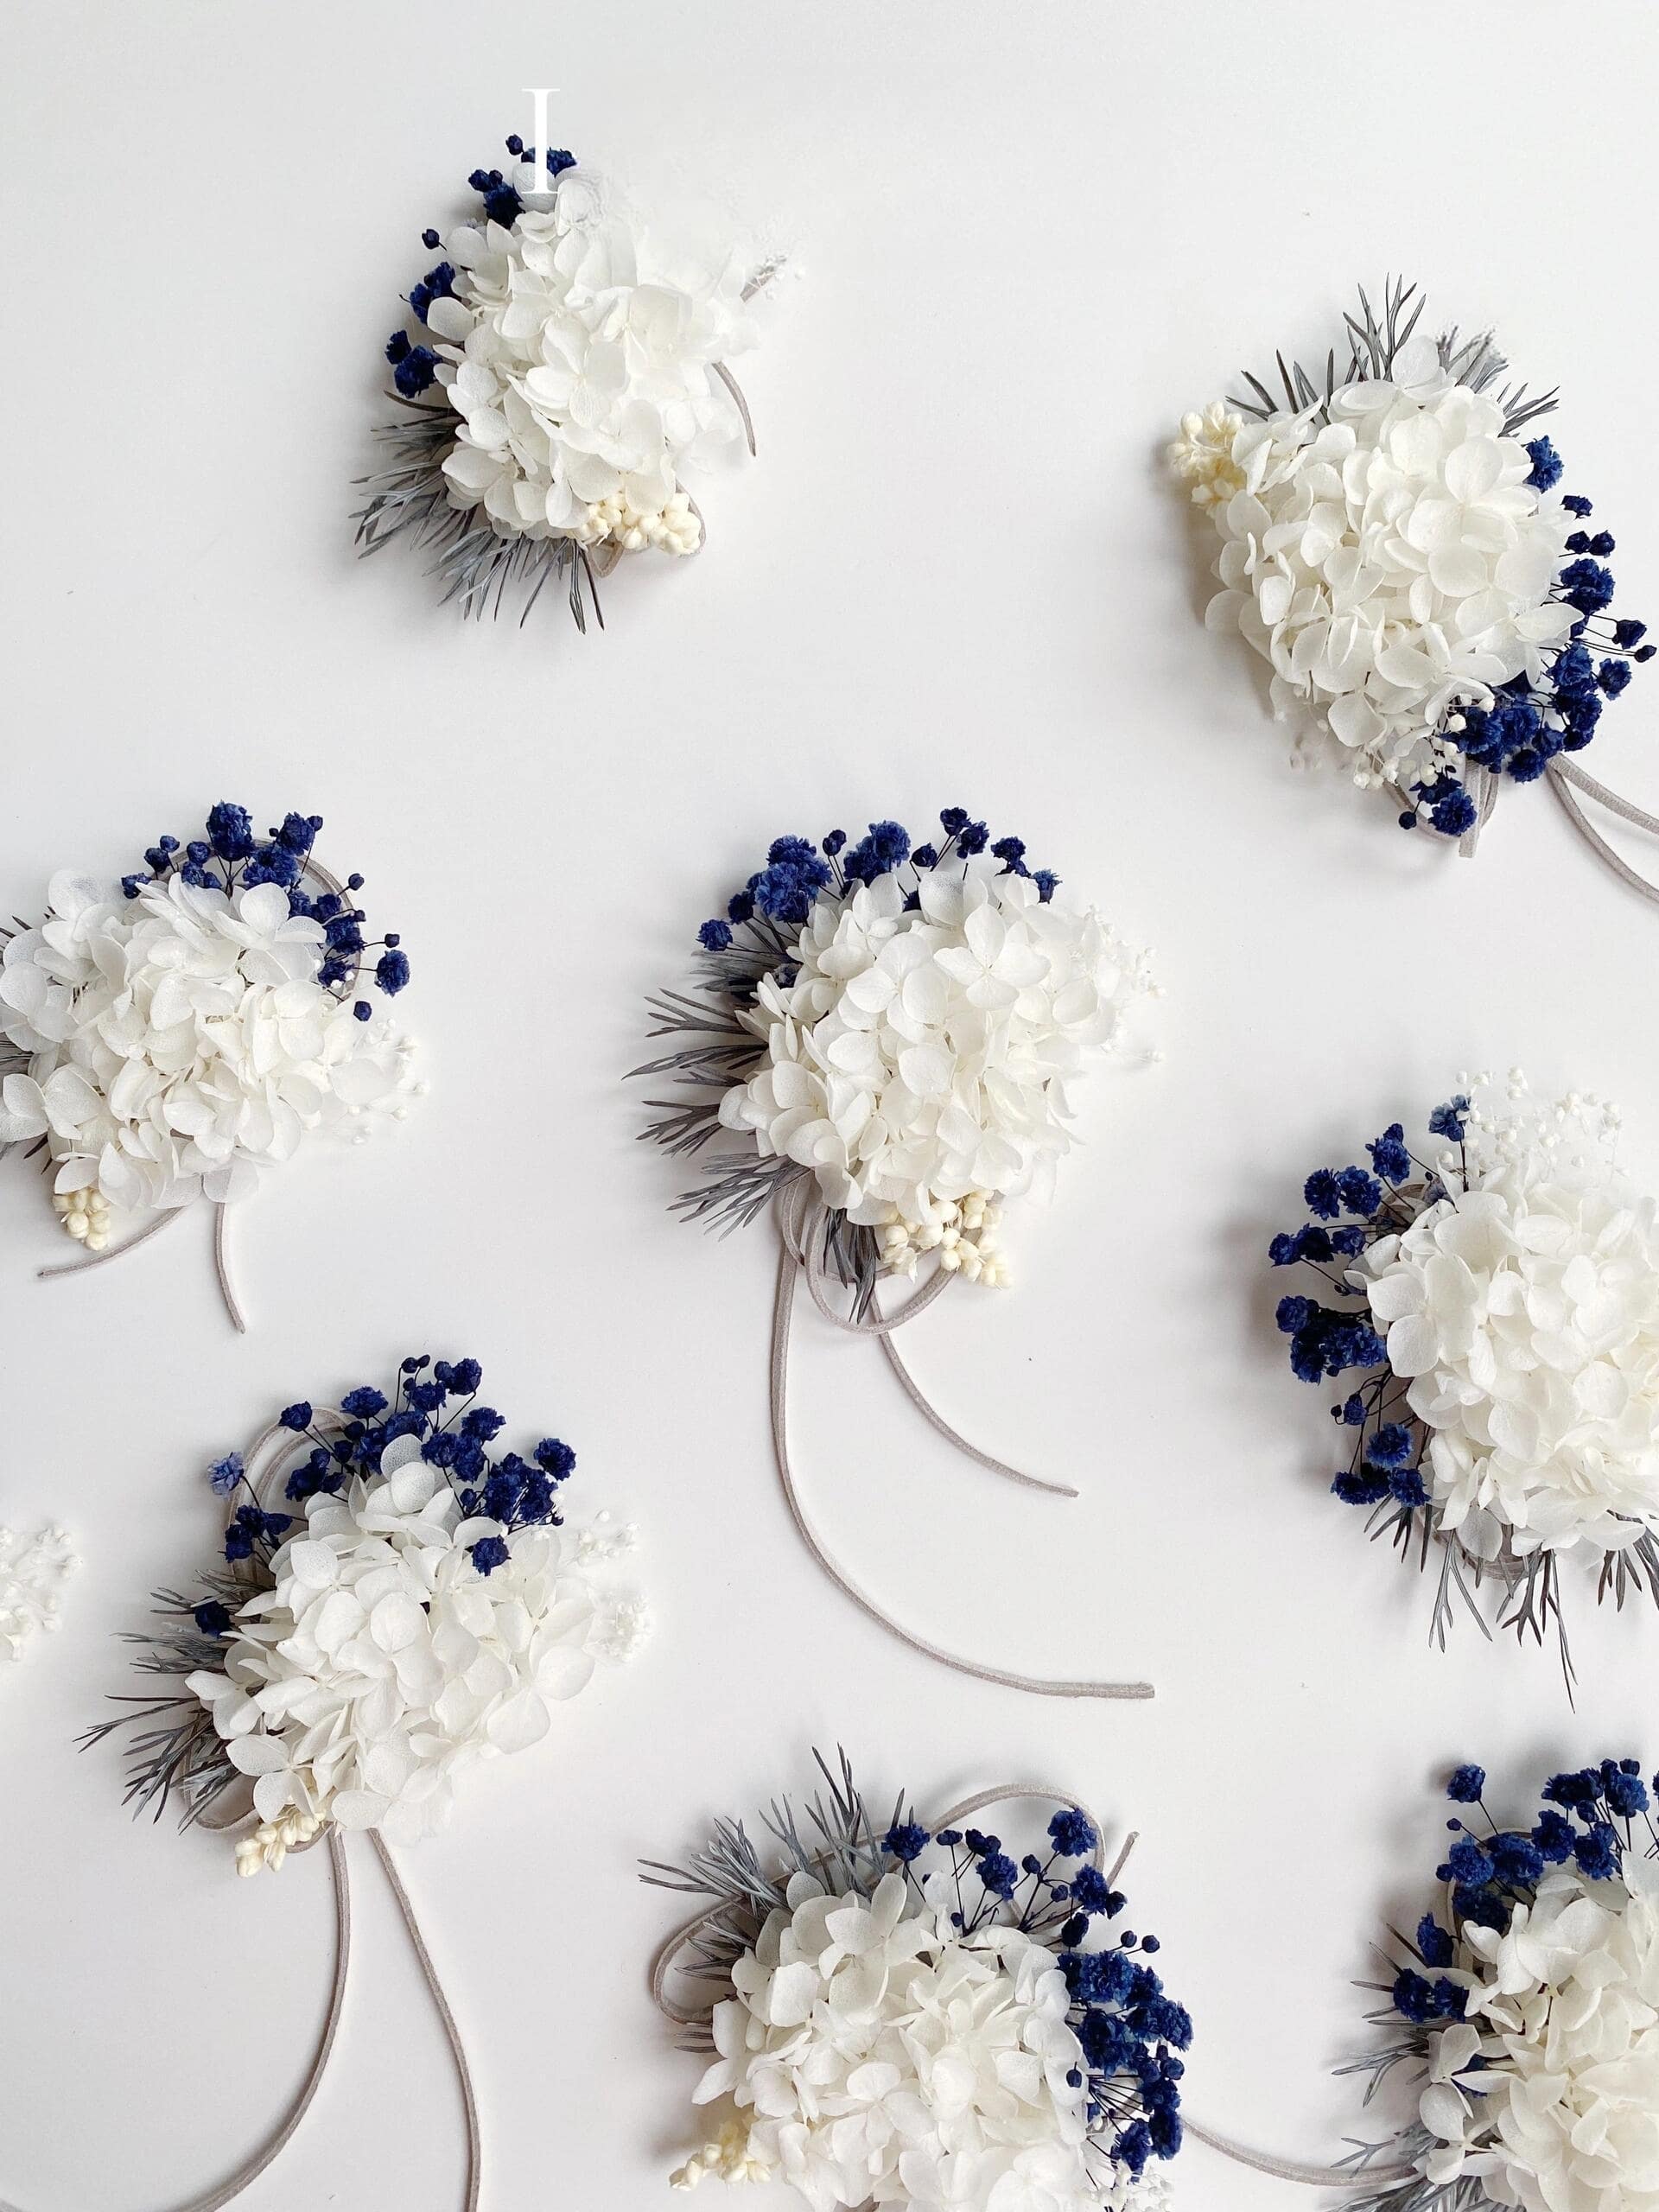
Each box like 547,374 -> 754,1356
633,810 -> 1160,1697
1341,1758 -> 1659,2211
0,804 -> 420,1326
1173,280 -> 1653,852
86,1356 -> 646,1875
639,808 -> 1157,1288
1271,1072 -> 1659,1683
646,1751 -> 1187,2212
356,130 -> 781,631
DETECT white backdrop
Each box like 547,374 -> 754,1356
3,5 -> 1657,2207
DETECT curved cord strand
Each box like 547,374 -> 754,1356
1548,757 -> 1659,902
769,1239 -> 1151,1700
0,1831 -> 352,2212
370,1837 -> 481,2212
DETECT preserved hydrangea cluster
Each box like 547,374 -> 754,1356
358,134 -> 776,626
0,1523 -> 78,1669
91,1357 -> 645,1873
1271,1074 -> 1659,1669
641,810 -> 1154,1283
652,1759 -> 1187,2212
1350,1760 -> 1659,2212
0,805 -> 416,1239
1173,281 -> 1653,835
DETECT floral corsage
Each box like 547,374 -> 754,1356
1344,1758 -> 1659,2210
357,132 -> 780,631
0,804 -> 420,1330
88,1353 -> 645,1872
1270,1074 -> 1659,1685
65,1357 -> 643,2206
646,1751 -> 1188,2212
635,810 -> 1160,1697
1173,280 -> 1659,889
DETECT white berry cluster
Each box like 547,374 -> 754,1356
574,489 -> 702,556
878,1191 -> 1007,1285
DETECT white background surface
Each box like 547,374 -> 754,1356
3,5 -> 1657,2207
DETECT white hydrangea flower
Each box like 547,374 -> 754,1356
423,164 -> 768,553
1358,1087 -> 1659,1559
717,860 -> 1153,1236
1417,1854 -> 1659,2209
1193,371 -> 1574,791
0,1525 -> 78,1667
685,1872 -> 1103,2212
188,1434 -> 645,1861
0,872 -> 414,1224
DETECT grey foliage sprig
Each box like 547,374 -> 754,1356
1229,278 -> 1558,439
353,409 -> 608,632
641,1748 -> 896,2017
78,1573 -> 255,1827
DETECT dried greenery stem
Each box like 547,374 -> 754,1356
1229,278 -> 1558,438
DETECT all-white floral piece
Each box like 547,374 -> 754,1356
0,872 -> 415,1228
717,860 -> 1154,1240
685,1872 -> 1103,2212
1193,368 -> 1575,795
188,1434 -> 646,1866
1358,1082 -> 1659,1561
1416,1853 -> 1659,2209
0,1524 -> 78,1666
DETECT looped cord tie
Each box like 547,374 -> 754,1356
0,1409 -> 480,2212
769,1184 -> 1151,1700
39,1201 -> 245,1332
1548,755 -> 1659,904
1459,752 -> 1659,906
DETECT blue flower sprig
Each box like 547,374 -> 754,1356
383,135 -> 578,399
1388,1759 -> 1657,2029
1270,1096 -> 1472,1517
876,1808 -> 1188,2184
119,802 -> 411,1016
697,806 -> 1057,982
900,1809 -> 1191,2182
198,1357 -> 576,1611
885,1814 -> 1194,2177
1407,441 -> 1653,838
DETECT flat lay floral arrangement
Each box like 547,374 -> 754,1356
641,808 -> 1156,1293
86,1356 -> 645,1873
1271,1074 -> 1659,1687
1347,1758 -> 1659,2212
358,135 -> 779,629
1172,279 -> 1654,854
645,1752 -> 1187,2212
633,810 -> 1161,1698
0,804 -> 420,1327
